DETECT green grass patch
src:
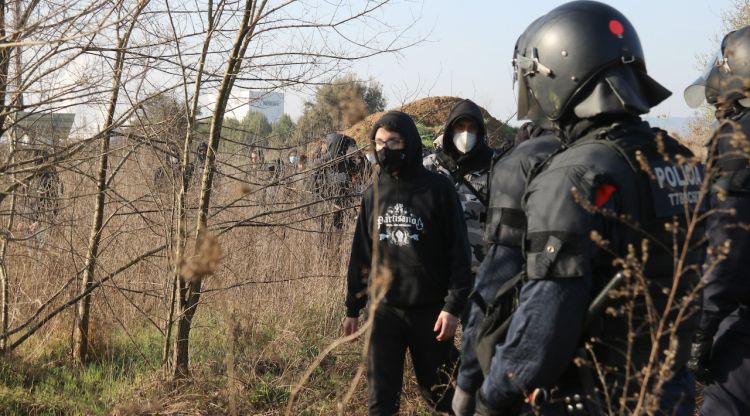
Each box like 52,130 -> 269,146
0,325 -> 163,415
248,374 -> 290,411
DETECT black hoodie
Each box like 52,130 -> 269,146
440,99 -> 494,175
345,111 -> 472,317
313,133 -> 356,198
325,133 -> 355,160
323,133 -> 357,174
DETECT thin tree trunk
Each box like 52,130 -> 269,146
0,135 -> 16,354
162,273 -> 178,370
0,200 -> 14,354
0,0 -> 23,354
72,110 -> 112,364
0,0 -> 12,134
162,0 -> 216,371
72,1 -> 148,365
172,0 -> 266,379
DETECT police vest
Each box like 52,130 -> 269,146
473,135 -> 562,375
484,135 -> 562,247
475,122 -> 706,379
553,123 -> 704,383
571,124 -> 706,279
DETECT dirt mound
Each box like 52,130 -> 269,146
342,96 -> 513,148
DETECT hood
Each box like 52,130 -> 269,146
440,99 -> 493,173
369,111 -> 424,169
325,133 -> 355,161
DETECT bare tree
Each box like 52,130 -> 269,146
153,0 -> 422,378
72,0 -> 149,365
0,4 -> 422,410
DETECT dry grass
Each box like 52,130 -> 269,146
0,140 -> 435,415
0,112 -> 718,414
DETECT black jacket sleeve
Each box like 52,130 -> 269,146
441,181 -> 472,316
346,191 -> 372,317
479,162 -> 598,407
701,192 -> 750,334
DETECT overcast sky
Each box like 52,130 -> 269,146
280,0 -> 737,125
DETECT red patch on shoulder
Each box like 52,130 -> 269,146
595,183 -> 617,208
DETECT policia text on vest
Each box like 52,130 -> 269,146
647,160 -> 704,217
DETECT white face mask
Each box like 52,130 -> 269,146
453,131 -> 477,154
289,156 -> 299,164
366,153 -> 377,164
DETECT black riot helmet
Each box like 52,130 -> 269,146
685,25 -> 750,108
513,1 -> 671,124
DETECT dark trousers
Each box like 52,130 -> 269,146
368,303 -> 458,416
701,326 -> 750,416
657,367 -> 695,416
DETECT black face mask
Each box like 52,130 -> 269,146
377,148 -> 408,175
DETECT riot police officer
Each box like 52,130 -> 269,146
474,2 -> 704,415
684,25 -> 750,416
452,133 -> 561,415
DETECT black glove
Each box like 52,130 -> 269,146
452,386 -> 476,416
687,330 -> 714,384
474,391 -> 504,416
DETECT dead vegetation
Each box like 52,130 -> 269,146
0,137 -> 439,414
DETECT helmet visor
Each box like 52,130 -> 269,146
684,51 -> 724,108
514,63 -> 531,119
513,50 -> 554,120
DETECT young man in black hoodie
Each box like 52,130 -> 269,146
343,111 -> 472,415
